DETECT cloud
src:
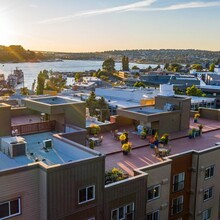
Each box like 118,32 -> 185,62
38,0 -> 156,24
37,0 -> 220,24
135,1 -> 220,11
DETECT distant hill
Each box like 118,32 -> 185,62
50,49 -> 220,64
1,45 -> 219,64
0,45 -> 53,63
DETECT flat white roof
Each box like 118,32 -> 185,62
0,132 -> 97,171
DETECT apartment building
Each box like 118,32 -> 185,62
1,95 -> 220,219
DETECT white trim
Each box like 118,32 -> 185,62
203,187 -> 213,202
204,165 -> 215,180
78,185 -> 95,204
147,185 -> 161,201
147,209 -> 160,220
111,202 -> 134,220
0,198 -> 21,220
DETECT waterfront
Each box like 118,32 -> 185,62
0,60 -> 157,89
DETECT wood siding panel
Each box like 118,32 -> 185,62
47,157 -> 105,220
0,168 -> 41,220
104,176 -> 147,220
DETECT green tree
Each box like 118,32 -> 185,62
75,72 -> 83,82
132,65 -> 139,70
186,85 -> 204,97
191,64 -> 203,71
86,91 -> 98,116
36,70 -> 49,95
102,58 -> 115,73
45,74 -> 66,92
97,97 -> 110,122
122,56 -> 129,71
20,87 -> 29,95
164,63 -> 169,70
209,63 -> 215,72
134,82 -> 146,88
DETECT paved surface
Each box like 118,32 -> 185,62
95,118 -> 220,176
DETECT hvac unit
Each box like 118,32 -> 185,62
43,139 -> 53,149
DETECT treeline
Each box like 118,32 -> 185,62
52,49 -> 220,64
0,45 -> 53,62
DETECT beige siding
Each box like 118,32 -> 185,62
191,148 -> 220,220
142,161 -> 171,220
0,166 -> 40,220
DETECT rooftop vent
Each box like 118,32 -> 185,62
158,84 -> 174,96
43,139 -> 53,149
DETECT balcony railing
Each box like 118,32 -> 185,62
11,120 -> 56,135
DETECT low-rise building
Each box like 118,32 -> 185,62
1,95 -> 220,220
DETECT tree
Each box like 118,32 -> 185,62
36,70 -> 49,95
122,56 -> 129,71
186,85 -> 204,97
102,58 -> 115,73
86,91 -> 98,116
20,87 -> 29,95
75,72 -> 83,82
164,63 -> 169,70
45,74 -> 66,92
209,63 -> 215,72
134,82 -> 146,88
97,97 -> 110,122
191,64 -> 203,71
132,65 -> 139,70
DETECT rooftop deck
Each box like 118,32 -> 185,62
93,117 -> 220,176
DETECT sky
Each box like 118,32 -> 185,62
0,0 -> 220,52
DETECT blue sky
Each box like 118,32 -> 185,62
0,0 -> 220,52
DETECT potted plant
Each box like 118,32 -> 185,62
198,124 -> 203,135
89,124 -> 101,135
89,140 -> 95,149
122,142 -> 132,155
194,113 -> 200,123
192,128 -> 196,138
188,130 -> 193,139
140,131 -> 147,139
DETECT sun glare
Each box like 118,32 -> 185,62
0,16 -> 14,45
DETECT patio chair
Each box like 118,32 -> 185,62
96,136 -> 103,146
154,146 -> 161,157
165,147 -> 172,156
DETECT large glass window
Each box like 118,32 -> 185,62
202,208 -> 211,220
173,172 -> 185,192
0,198 -> 21,219
172,195 -> 183,215
203,187 -> 213,201
205,165 -> 214,179
147,210 -> 159,220
147,185 -> 160,201
111,203 -> 134,220
78,185 -> 95,204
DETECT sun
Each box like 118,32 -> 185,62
0,16 -> 14,45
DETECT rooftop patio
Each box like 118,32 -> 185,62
93,117 -> 220,176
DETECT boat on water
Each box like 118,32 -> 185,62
7,67 -> 24,88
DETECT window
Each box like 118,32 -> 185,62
111,203 -> 134,220
202,208 -> 211,220
203,187 -> 213,201
78,185 -> 95,204
147,210 -> 159,220
205,165 -> 214,179
173,172 -> 185,192
0,198 -> 21,219
172,195 -> 183,215
147,185 -> 160,201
